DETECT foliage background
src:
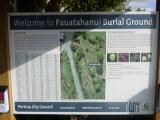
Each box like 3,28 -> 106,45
9,0 -> 131,12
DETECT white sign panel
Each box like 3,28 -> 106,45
9,12 -> 158,114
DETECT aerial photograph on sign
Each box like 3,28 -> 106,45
60,32 -> 106,99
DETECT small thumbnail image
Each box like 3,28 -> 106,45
118,53 -> 129,62
141,53 -> 152,62
107,53 -> 117,62
130,53 -> 140,62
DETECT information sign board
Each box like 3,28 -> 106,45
9,12 -> 158,114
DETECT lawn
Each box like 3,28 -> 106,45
61,51 -> 77,99
75,56 -> 96,99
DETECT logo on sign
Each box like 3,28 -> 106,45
142,102 -> 151,111
128,102 -> 140,112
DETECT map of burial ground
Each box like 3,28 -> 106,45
60,32 -> 106,99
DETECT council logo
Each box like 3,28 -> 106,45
142,102 -> 151,111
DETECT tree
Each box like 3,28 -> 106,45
136,8 -> 146,11
90,69 -> 96,78
94,76 -> 102,93
96,36 -> 105,49
76,48 -> 84,61
70,43 -> 77,51
97,53 -> 103,63
88,35 -> 96,44
11,0 -> 131,12
125,6 -> 132,11
63,0 -> 131,12
96,65 -> 103,75
16,0 -> 46,12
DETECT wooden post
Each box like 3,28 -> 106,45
0,0 -> 16,120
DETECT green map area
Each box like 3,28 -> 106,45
60,32 -> 106,99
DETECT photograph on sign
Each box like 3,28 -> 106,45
60,32 -> 106,100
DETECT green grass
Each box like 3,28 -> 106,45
61,51 -> 77,99
77,57 -> 96,98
